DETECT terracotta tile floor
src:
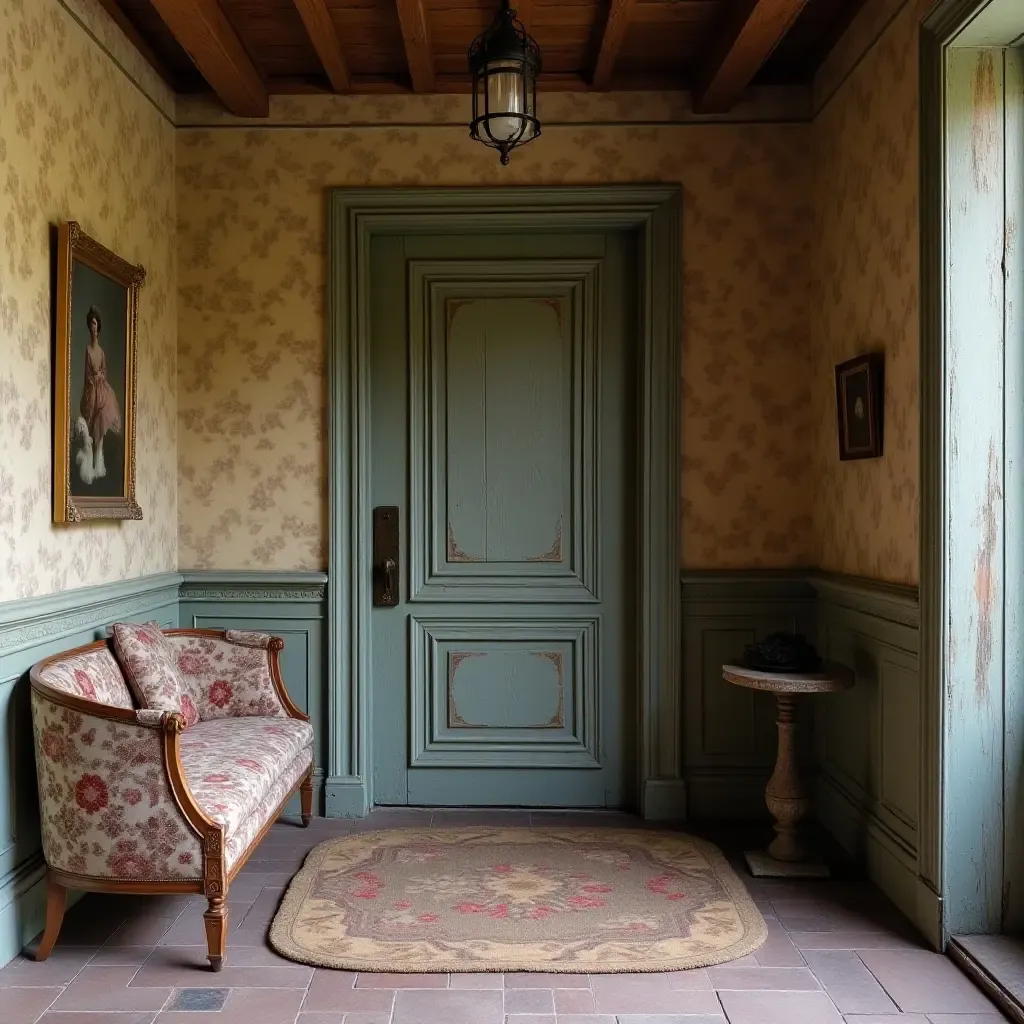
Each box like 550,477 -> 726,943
2,810 -> 1010,1024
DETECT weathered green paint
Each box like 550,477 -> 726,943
371,231 -> 631,807
919,0 -> 1024,949
178,571 -> 328,816
328,186 -> 683,818
1001,45 -> 1024,933
0,572 -> 180,968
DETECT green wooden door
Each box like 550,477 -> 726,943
370,229 -> 636,807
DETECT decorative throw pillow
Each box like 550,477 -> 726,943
110,621 -> 199,727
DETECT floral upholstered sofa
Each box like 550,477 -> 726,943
29,625 -> 314,971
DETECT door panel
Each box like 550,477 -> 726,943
371,230 -> 635,808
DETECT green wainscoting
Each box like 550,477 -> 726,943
680,569 -> 924,942
809,573 -> 927,942
680,571 -> 816,818
0,572 -> 180,968
178,571 -> 328,816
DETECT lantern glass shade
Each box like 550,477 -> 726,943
469,2 -> 541,164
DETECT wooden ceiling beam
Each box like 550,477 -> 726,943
94,0 -> 179,88
292,0 -> 352,92
695,0 -> 810,113
395,0 -> 436,93
592,0 -> 638,90
148,0 -> 269,117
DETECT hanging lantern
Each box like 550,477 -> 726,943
468,0 -> 541,165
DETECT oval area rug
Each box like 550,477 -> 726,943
268,828 -> 766,972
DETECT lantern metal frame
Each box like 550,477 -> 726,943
468,0 -> 542,165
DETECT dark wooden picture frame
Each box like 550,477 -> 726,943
53,221 -> 146,523
835,353 -> 884,461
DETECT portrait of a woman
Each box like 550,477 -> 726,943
53,220 -> 144,522
76,305 -> 122,485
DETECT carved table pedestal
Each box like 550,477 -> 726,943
722,662 -> 854,878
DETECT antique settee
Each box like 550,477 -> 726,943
28,624 -> 313,971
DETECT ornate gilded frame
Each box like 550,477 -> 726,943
53,221 -> 145,523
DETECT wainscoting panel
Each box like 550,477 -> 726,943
680,572 -> 816,818
809,573 -> 923,937
0,572 -> 181,968
178,571 -> 329,816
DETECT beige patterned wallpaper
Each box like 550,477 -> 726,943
810,0 -> 925,584
176,123 -> 815,571
0,0 -> 177,601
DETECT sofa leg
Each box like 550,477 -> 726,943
34,873 -> 67,962
204,896 -> 228,972
300,769 -> 313,827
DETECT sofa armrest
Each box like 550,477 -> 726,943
30,680 -> 213,884
165,629 -> 309,724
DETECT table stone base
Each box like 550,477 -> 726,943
744,850 -> 831,879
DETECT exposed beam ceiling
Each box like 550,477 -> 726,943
95,0 -> 177,86
292,0 -> 352,92
592,0 -> 638,90
395,0 -> 436,93
148,0 -> 269,116
695,0 -> 811,113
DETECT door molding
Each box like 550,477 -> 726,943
326,186 -> 683,818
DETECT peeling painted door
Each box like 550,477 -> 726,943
370,229 -> 637,807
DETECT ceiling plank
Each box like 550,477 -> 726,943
148,0 -> 269,116
695,0 -> 811,113
592,0 -> 638,90
512,0 -> 533,35
395,0 -> 436,92
94,0 -> 179,87
292,0 -> 352,92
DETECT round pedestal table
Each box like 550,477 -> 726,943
722,662 -> 854,878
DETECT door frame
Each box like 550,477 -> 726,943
324,185 -> 683,818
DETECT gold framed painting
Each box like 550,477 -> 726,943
53,222 -> 146,523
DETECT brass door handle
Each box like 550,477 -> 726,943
381,557 -> 396,604
373,507 -> 400,607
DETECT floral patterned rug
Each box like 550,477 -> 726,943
268,828 -> 766,972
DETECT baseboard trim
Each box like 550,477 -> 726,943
324,776 -> 368,818
685,767 -> 772,820
642,778 -> 687,821
0,853 -> 46,966
949,939 -> 1024,1024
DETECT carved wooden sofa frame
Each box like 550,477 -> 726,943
29,628 -> 313,971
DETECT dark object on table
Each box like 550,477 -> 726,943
741,632 -> 822,673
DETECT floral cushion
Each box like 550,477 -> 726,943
179,717 -> 313,839
166,633 -> 287,721
111,621 -> 199,728
31,694 -> 203,880
36,648 -> 134,709
225,750 -> 313,872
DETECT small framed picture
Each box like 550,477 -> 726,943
53,221 -> 146,523
835,353 -> 884,461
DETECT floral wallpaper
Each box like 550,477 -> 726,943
0,0 -> 177,601
177,123 -> 815,571
809,0 -> 926,584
